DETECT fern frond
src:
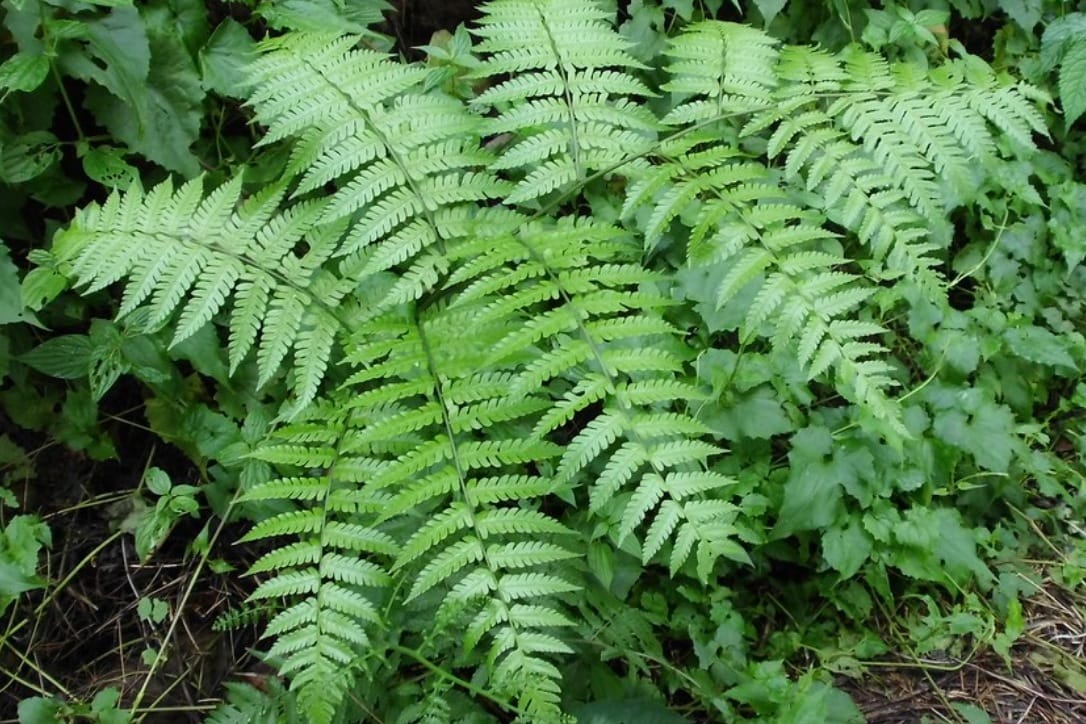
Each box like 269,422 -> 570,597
625,126 -> 907,436
207,681 -> 286,724
752,41 -> 1047,292
441,208 -> 743,581
471,0 -> 658,204
333,305 -> 578,718
661,21 -> 780,124
247,33 -> 508,312
239,405 -> 395,724
54,178 -> 352,410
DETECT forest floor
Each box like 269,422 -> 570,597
3,406 -> 1085,722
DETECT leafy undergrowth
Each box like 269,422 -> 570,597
2,1 -> 1086,723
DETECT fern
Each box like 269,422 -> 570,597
207,681 -> 288,724
470,0 -> 659,204
625,21 -> 1048,438
47,5 -> 1052,722
240,402 -> 396,724
342,304 -> 579,719
247,32 -> 509,313
53,178 -> 347,410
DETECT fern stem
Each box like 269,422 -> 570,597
533,4 -> 584,181
390,644 -> 529,717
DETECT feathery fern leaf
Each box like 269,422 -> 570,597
443,210 -> 742,580
247,32 -> 509,312
53,177 -> 350,410
625,124 -> 908,436
241,405 -> 396,724
750,42 -> 1047,291
471,0 -> 659,205
335,304 -> 578,719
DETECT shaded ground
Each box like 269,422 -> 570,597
0,415 -> 269,723
842,577 -> 1086,723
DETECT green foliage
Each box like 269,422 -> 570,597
5,0 -> 1086,722
0,515 -> 50,615
1040,12 -> 1086,125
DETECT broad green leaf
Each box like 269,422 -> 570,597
822,519 -> 872,579
950,703 -> 993,724
1040,13 -> 1086,72
574,698 -> 687,723
999,0 -> 1042,31
0,52 -> 49,96
81,145 -> 139,189
929,509 -> 993,585
58,7 -> 151,119
932,399 -> 1018,473
1058,41 -> 1086,126
702,390 -> 792,440
587,540 -> 615,589
141,0 -> 209,54
83,28 -> 203,176
1004,325 -> 1076,369
17,697 -> 63,724
753,0 -> 787,26
0,515 -> 51,614
256,0 -> 390,34
199,18 -> 257,98
21,267 -> 69,313
144,467 -> 172,496
0,132 -> 60,184
773,427 -> 845,538
19,335 -> 92,378
0,240 -> 33,325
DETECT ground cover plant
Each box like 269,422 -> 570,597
1,0 -> 1085,722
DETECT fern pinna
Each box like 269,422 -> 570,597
49,2 -> 1048,721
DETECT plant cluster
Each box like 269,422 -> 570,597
2,0 -> 1085,722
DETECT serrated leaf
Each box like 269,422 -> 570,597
822,519 -> 872,578
199,19 -> 257,98
1004,325 -> 1076,369
19,335 -> 92,378
0,52 -> 49,96
73,11 -> 204,176
1058,41 -> 1086,126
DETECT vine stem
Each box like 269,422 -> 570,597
948,209 -> 1010,289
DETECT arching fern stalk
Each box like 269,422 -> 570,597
46,2 -> 1052,722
